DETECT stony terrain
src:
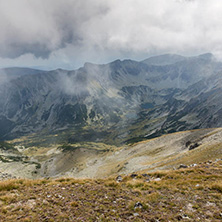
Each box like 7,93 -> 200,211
0,171 -> 16,180
0,159 -> 222,221
1,128 -> 222,179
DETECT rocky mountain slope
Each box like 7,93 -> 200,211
1,128 -> 222,179
1,53 -> 222,145
1,52 -> 222,179
1,54 -> 222,221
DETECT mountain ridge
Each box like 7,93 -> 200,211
0,53 -> 222,146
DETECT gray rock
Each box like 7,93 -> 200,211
188,142 -> 199,150
130,173 -> 138,178
116,175 -> 123,182
178,164 -> 188,169
134,202 -> 143,209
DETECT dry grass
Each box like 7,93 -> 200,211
0,180 -> 19,191
211,181 -> 222,193
0,160 -> 221,221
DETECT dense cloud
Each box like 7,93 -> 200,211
0,0 -> 108,59
1,0 -> 222,68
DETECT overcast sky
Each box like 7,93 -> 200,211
0,0 -> 222,70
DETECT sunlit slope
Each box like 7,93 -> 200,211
1,128 -> 222,179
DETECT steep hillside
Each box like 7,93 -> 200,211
1,128 -> 222,179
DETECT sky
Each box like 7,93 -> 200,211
0,0 -> 222,70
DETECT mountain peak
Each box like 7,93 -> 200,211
142,54 -> 186,66
198,53 -> 214,60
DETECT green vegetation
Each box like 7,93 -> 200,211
57,144 -> 79,152
0,142 -> 16,152
0,155 -> 23,163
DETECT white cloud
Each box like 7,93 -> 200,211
0,0 -> 222,68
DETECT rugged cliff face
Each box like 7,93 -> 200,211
0,53 -> 222,144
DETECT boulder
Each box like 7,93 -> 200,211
134,202 -> 143,209
189,142 -> 199,150
130,173 -> 138,178
178,164 -> 188,169
116,175 -> 123,182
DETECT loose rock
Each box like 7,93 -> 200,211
178,164 -> 188,169
134,202 -> 143,209
130,173 -> 138,178
116,175 -> 123,182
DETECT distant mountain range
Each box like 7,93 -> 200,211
0,53 -> 222,145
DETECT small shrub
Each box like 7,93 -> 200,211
1,208 -> 7,214
35,163 -> 41,169
70,201 -> 78,207
134,182 -> 144,188
147,192 -> 162,203
0,141 -> 16,151
152,172 -> 167,178
105,182 -> 119,188
58,144 -> 79,152
41,180 -> 48,184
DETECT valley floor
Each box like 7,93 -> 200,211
0,160 -> 222,221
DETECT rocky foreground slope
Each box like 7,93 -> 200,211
0,160 -> 222,221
